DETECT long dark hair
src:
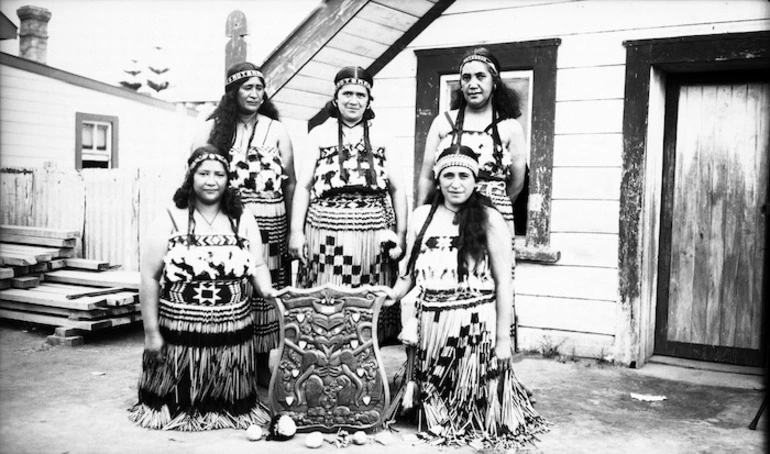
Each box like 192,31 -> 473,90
405,145 -> 493,281
207,62 -> 280,154
172,145 -> 244,247
450,47 -> 522,120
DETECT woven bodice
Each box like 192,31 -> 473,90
438,115 -> 511,182
413,235 -> 494,294
228,142 -> 286,198
311,139 -> 388,200
162,234 -> 254,283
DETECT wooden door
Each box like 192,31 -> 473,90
655,72 -> 769,366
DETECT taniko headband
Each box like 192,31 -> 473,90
226,69 -> 264,86
335,77 -> 372,91
189,152 -> 228,170
433,153 -> 479,179
459,54 -> 499,76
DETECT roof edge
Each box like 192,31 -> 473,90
0,52 -> 198,116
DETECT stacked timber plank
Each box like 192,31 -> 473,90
0,225 -> 78,290
0,225 -> 141,345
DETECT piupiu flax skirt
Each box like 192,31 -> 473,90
297,192 -> 401,342
129,278 -> 269,431
243,193 -> 290,352
414,290 -> 545,448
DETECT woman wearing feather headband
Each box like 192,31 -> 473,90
289,66 -> 408,344
385,144 -> 545,449
130,145 -> 275,431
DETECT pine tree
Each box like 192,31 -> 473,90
119,58 -> 142,91
146,46 -> 170,93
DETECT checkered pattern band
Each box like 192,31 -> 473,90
335,77 -> 372,91
226,69 -> 264,86
433,153 -> 479,178
460,54 -> 498,76
189,152 -> 228,170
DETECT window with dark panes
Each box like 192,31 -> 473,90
415,39 -> 561,262
75,113 -> 118,169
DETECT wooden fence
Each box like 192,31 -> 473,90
0,167 -> 184,271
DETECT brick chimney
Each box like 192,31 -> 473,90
17,5 -> 51,64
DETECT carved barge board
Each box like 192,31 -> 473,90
269,284 -> 390,433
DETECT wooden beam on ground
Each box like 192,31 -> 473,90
0,300 -> 108,320
0,300 -> 139,321
0,225 -> 80,239
31,262 -> 50,273
64,286 -> 131,299
29,283 -> 138,306
48,259 -> 65,270
63,258 -> 109,271
103,292 -> 139,307
0,268 -> 14,279
0,233 -> 76,247
44,270 -> 140,290
0,288 -> 109,310
0,244 -> 73,259
11,276 -> 39,289
68,304 -> 140,321
0,254 -> 36,266
12,265 -> 30,276
0,308 -> 113,331
0,245 -> 52,262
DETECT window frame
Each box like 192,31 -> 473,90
414,39 -> 561,262
75,112 -> 119,169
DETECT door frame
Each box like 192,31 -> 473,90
654,70 -> 768,366
619,31 -> 770,368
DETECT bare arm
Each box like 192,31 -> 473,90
486,207 -> 514,361
275,121 -> 297,229
416,114 -> 451,205
241,212 -> 276,298
139,212 -> 173,360
385,142 -> 408,259
504,119 -> 527,204
387,206 -> 429,301
288,128 -> 321,264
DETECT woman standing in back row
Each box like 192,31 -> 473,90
289,66 -> 408,344
191,62 -> 296,387
415,47 -> 527,339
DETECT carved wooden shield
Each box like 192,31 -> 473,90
268,284 -> 390,432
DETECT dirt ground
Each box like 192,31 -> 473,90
0,320 -> 765,454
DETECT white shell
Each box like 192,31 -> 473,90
352,431 -> 368,445
245,424 -> 263,441
305,431 -> 324,448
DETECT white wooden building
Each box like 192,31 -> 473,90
262,0 -> 769,368
0,7 -> 200,270
0,51 -> 198,170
